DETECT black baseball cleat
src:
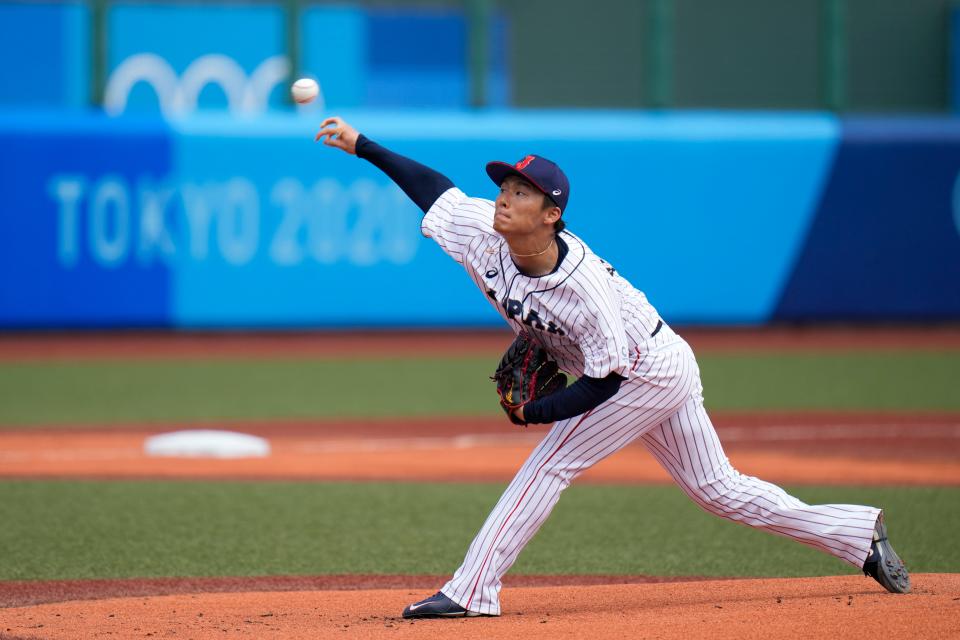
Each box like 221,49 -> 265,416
401,591 -> 487,619
863,512 -> 911,594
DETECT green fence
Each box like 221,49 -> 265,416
84,0 -> 952,111
502,0 -> 950,111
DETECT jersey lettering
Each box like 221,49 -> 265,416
503,298 -> 523,320
524,309 -> 546,331
546,320 -> 565,335
501,298 -> 566,335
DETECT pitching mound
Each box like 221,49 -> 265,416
1,574 -> 956,639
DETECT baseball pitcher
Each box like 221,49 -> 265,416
315,117 -> 911,618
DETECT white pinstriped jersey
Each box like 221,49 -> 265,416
422,187 -> 667,379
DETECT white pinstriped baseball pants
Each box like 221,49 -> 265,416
441,337 -> 880,616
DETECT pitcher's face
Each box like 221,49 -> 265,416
493,176 -> 558,236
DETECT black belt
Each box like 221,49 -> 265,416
651,319 -> 663,337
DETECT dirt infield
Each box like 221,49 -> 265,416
0,574 -> 737,609
1,413 -> 957,485
1,575 -> 957,639
1,325 -> 959,362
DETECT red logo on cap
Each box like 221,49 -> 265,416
515,155 -> 536,170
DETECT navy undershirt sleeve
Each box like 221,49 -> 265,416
355,134 -> 454,213
522,372 -> 625,424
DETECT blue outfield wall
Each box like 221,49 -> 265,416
775,118 -> 960,321
0,111 -> 958,328
0,112 -> 174,327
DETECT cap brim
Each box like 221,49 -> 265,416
485,161 -> 553,202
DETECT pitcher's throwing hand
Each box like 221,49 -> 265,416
315,116 -> 359,155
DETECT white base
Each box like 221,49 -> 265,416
144,430 -> 270,459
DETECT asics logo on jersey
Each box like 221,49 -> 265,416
515,155 -> 536,170
502,298 -> 566,335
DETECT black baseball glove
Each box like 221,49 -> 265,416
492,331 -> 568,426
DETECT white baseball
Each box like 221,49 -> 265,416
291,78 -> 319,104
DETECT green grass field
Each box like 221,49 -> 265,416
0,480 -> 955,581
0,347 -> 957,584
0,351 -> 957,426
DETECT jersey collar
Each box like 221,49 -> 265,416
500,231 -> 584,282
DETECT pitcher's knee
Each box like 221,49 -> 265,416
684,469 -> 745,512
543,460 -> 582,487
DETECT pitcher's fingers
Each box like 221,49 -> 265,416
322,136 -> 344,149
315,126 -> 339,142
314,117 -> 343,141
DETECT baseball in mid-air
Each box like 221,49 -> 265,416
291,78 -> 319,104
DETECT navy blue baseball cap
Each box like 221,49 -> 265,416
486,155 -> 569,212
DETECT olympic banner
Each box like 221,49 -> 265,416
106,3 -> 288,116
0,2 -> 499,115
1,111 -> 958,327
0,113 -> 174,327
